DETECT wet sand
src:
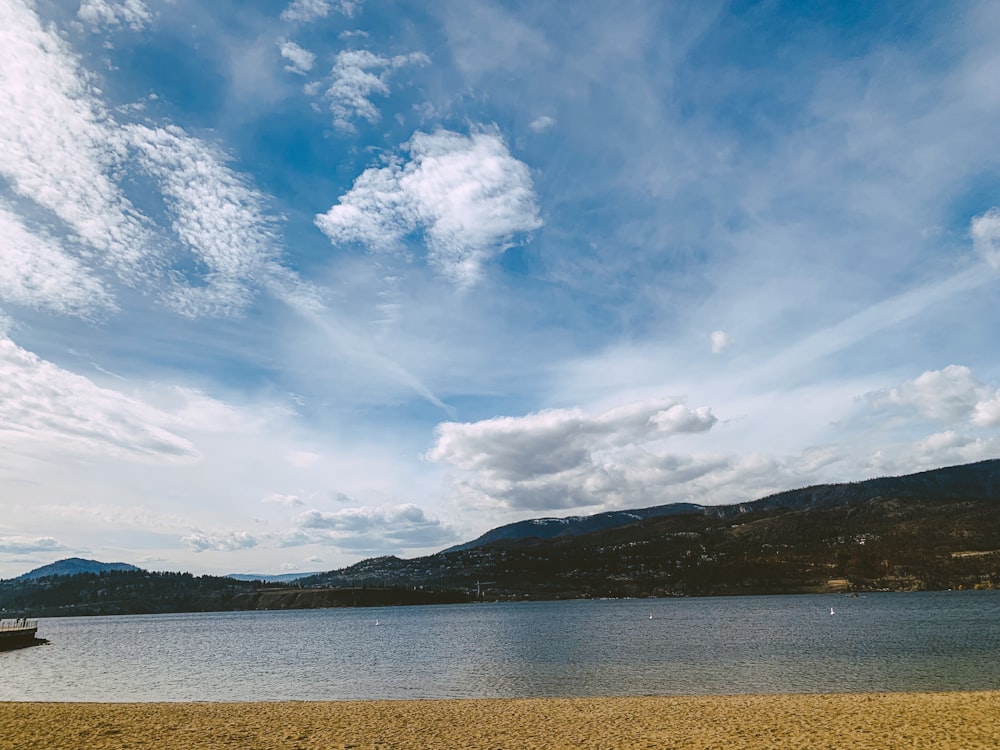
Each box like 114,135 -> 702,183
2,692 -> 998,749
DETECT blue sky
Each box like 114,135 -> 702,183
1,0 -> 999,578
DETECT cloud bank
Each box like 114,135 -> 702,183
428,398 -> 718,511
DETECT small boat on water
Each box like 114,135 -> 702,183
0,618 -> 46,651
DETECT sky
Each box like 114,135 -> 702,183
1,0 -> 999,579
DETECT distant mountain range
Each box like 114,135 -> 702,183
15,557 -> 141,581
444,458 -> 1000,551
299,458 -> 1000,596
444,503 -> 705,552
9,560 -> 318,585
4,459 -> 999,615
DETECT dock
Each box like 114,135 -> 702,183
0,619 -> 45,651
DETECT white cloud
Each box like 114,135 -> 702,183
77,0 -> 152,31
126,124 -> 281,317
322,49 -> 429,131
0,1 -> 152,280
290,503 -> 455,552
888,431 -> 1000,473
427,398 -> 717,511
710,330 -> 732,354
871,365 -> 990,423
316,129 -> 542,285
0,336 -> 197,461
262,493 -> 305,508
972,390 -> 1000,427
529,115 -> 556,133
0,204 -> 115,317
971,207 -> 1000,268
182,530 -> 258,552
281,0 -> 330,22
0,3 -> 290,321
0,535 -> 65,555
281,0 -> 360,23
278,39 -> 315,75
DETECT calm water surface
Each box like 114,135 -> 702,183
2,591 -> 999,701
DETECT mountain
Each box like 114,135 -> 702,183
300,459 -> 1000,597
445,460 -> 1000,552
14,557 -> 141,581
3,460 -> 999,616
444,503 -> 705,552
711,458 -> 1000,516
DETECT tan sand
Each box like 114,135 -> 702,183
2,692 -> 999,749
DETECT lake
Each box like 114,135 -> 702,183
2,591 -> 999,701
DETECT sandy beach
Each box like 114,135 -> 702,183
2,692 -> 998,749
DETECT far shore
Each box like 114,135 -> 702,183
2,691 -> 999,749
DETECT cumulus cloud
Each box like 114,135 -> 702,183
971,390 -> 1000,427
289,503 -> 456,552
0,336 -> 198,461
322,49 -> 429,131
278,39 -> 316,75
126,124 -> 281,317
710,330 -> 733,354
77,0 -> 152,31
0,204 -> 115,317
0,1 -> 152,280
427,398 -> 718,511
971,207 -> 1000,268
316,129 -> 542,285
870,365 -> 991,423
887,431 -> 1000,472
181,530 -> 258,552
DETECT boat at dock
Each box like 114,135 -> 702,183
0,619 -> 46,651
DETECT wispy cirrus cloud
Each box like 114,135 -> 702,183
1,1 -> 287,322
0,336 -> 197,462
0,0 -> 152,281
0,204 -> 115,317
126,124 -> 281,318
316,129 -> 541,285
322,49 -> 429,131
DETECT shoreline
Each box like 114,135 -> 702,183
3,691 -> 999,749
